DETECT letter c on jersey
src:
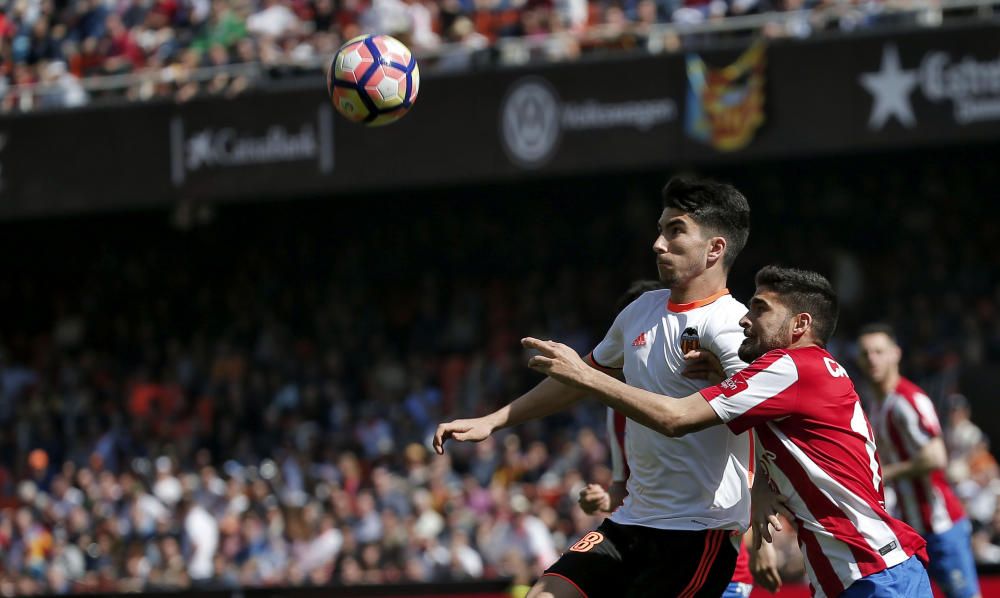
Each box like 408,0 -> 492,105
569,532 -> 605,553
824,357 -> 848,378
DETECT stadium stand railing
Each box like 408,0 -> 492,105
3,0 -> 999,113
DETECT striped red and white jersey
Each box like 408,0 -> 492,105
869,377 -> 965,535
700,346 -> 927,598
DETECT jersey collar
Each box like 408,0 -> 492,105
667,288 -> 730,313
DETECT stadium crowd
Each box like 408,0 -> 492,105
0,0 -> 932,112
1,158 -> 999,594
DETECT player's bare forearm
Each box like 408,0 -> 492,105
576,367 -> 720,438
490,376 -> 588,431
433,375 -> 587,454
882,437 -> 947,481
522,337 -> 721,437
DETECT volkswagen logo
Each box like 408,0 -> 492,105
500,78 -> 561,168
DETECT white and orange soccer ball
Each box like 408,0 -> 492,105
327,34 -> 420,126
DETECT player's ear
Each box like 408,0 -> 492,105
792,312 -> 812,340
706,236 -> 726,267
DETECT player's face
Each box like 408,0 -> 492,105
856,332 -> 901,384
652,209 -> 713,287
738,289 -> 795,362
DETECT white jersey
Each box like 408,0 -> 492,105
607,407 -> 627,482
590,288 -> 752,532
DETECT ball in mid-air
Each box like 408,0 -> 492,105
327,34 -> 420,126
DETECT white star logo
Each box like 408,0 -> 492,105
860,45 -> 919,130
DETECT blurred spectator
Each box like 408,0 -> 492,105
181,494 -> 219,585
433,15 -> 488,71
947,393 -> 987,481
37,60 -> 87,108
247,0 -> 302,38
0,0 -> 967,112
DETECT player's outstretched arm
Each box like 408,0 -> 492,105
433,375 -> 588,454
522,337 -> 722,438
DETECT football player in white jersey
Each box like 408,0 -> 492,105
578,279 -> 781,598
435,178 -> 754,597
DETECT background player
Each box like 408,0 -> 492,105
857,324 -> 982,598
522,266 -> 931,597
435,178 -> 754,597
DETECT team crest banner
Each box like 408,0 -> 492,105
684,41 -> 767,152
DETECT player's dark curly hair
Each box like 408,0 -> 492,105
661,177 -> 750,271
755,265 -> 839,345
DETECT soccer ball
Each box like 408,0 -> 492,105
327,34 -> 420,127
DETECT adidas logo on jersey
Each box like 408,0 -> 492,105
632,332 -> 647,347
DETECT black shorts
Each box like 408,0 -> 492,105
543,519 -> 739,598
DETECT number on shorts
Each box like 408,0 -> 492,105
569,531 -> 605,553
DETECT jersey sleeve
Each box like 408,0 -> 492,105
590,298 -> 637,370
699,350 -> 800,434
889,392 -> 941,454
702,304 -> 750,378
606,407 -> 628,482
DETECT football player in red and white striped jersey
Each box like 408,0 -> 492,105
858,324 -> 981,598
524,266 -> 931,598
